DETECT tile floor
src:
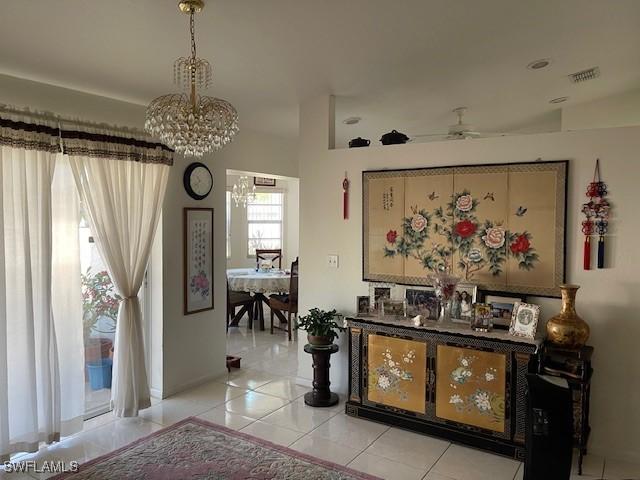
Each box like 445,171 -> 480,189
2,323 -> 638,479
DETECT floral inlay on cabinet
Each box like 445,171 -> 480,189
435,344 -> 506,433
367,334 -> 427,414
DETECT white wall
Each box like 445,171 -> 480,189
226,174 -> 300,270
562,88 -> 640,131
298,95 -> 640,463
0,73 -> 298,398
160,130 -> 297,396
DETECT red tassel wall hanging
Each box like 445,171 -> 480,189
581,159 -> 610,269
343,172 -> 350,220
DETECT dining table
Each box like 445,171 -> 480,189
226,268 -> 291,330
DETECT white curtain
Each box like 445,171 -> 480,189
68,154 -> 169,417
0,138 -> 84,460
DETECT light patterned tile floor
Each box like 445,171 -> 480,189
3,321 -> 638,479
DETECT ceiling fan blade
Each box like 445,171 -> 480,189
410,132 -> 449,138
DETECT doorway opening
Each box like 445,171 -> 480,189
225,170 -> 300,378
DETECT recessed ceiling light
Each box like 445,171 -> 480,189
527,58 -> 552,70
549,96 -> 569,104
343,117 -> 361,125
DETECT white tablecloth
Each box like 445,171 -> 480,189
227,268 -> 290,294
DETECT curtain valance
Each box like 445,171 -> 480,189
0,108 -> 174,165
61,129 -> 174,166
0,116 -> 61,153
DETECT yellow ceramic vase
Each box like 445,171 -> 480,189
546,284 -> 590,348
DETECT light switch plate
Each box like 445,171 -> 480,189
327,254 -> 339,268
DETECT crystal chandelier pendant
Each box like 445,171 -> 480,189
145,0 -> 238,157
231,176 -> 256,208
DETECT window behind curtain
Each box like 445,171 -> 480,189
247,191 -> 283,256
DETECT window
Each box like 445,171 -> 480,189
247,191 -> 284,256
226,191 -> 232,258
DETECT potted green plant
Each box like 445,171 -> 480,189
81,268 -> 119,389
296,308 -> 345,345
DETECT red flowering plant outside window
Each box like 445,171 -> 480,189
81,268 -> 120,340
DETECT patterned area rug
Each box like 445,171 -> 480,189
52,417 -> 380,479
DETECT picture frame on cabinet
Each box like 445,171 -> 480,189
451,283 -> 478,320
509,302 -> 540,339
482,292 -> 525,329
357,296 -> 372,316
405,287 -> 440,320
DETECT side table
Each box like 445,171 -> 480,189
540,343 -> 593,475
304,343 -> 339,407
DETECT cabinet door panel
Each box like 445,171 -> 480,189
435,344 -> 506,433
366,334 -> 427,414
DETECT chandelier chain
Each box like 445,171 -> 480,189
190,9 -> 197,60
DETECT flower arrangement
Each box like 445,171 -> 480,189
81,268 -> 119,339
382,190 -> 540,280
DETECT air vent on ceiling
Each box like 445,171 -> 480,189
568,67 -> 600,83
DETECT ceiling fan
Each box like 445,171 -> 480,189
411,107 -> 509,142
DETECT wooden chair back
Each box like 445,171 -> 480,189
289,258 -> 299,308
256,249 -> 282,269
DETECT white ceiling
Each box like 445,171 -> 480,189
1,1 -> 639,146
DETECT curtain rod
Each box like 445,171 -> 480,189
0,103 -> 149,138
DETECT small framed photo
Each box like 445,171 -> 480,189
254,176 -> 276,187
356,296 -> 372,316
509,303 -> 541,339
484,293 -> 525,329
472,303 -> 493,332
451,283 -> 478,320
405,287 -> 440,320
381,298 -> 407,317
369,283 -> 396,310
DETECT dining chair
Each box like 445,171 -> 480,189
268,257 -> 298,341
256,248 -> 283,269
227,281 -> 255,331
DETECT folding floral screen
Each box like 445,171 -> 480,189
363,161 -> 567,297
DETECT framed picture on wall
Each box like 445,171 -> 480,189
184,208 -> 214,315
362,160 -> 568,297
254,176 -> 277,187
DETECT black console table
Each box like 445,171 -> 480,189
304,343 -> 339,407
540,343 -> 593,475
346,316 -> 541,460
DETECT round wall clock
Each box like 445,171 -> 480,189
183,162 -> 213,200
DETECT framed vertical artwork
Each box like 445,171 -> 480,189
184,208 -> 214,315
362,161 -> 568,297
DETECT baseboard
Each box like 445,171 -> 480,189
294,376 -> 312,388
162,370 -> 227,399
149,387 -> 164,400
589,446 -> 640,466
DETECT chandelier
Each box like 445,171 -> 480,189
145,0 -> 239,157
231,176 -> 256,208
